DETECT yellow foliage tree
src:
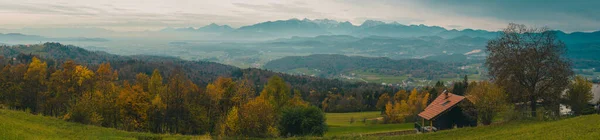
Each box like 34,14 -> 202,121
117,81 -> 151,131
220,106 -> 240,137
74,65 -> 94,86
289,90 -> 309,108
393,90 -> 407,103
564,75 -> 594,115
466,81 -> 508,125
23,57 -> 47,113
376,93 -> 391,111
239,97 -> 278,137
24,57 -> 47,83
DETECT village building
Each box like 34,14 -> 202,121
415,91 -> 477,132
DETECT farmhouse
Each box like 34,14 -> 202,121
415,91 -> 477,132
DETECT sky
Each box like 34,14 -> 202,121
0,0 -> 598,32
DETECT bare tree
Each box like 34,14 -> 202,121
486,23 -> 573,117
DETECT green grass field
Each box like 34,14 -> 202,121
328,114 -> 600,140
0,109 -> 202,140
350,70 -> 408,84
326,111 -> 382,127
324,111 -> 414,136
5,108 -> 599,140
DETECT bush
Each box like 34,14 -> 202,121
582,106 -> 597,115
279,106 -> 327,137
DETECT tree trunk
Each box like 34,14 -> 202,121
530,96 -> 537,117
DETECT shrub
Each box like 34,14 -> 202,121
279,106 -> 327,137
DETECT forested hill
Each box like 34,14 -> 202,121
0,43 -> 393,112
0,43 -> 239,86
263,54 -> 473,80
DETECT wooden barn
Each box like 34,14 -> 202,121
415,91 -> 477,132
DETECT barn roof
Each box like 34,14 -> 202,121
418,92 -> 466,120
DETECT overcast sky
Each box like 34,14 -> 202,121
0,0 -> 598,32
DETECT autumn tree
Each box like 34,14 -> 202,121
393,90 -> 407,103
232,79 -> 256,107
486,23 -> 573,116
46,61 -> 79,116
23,57 -> 47,112
564,76 -> 593,115
148,69 -> 166,96
92,62 -> 119,127
239,97 -> 278,137
289,89 -> 309,107
148,94 -> 166,133
466,81 -> 509,125
135,73 -> 150,91
376,93 -> 391,112
0,64 -> 27,110
259,75 -> 291,111
384,88 -> 429,123
205,77 -> 236,133
117,81 -> 151,131
146,69 -> 167,133
219,106 -> 240,137
66,91 -> 104,126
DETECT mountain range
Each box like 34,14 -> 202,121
159,18 -> 599,40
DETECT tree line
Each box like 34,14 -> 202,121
0,57 -> 326,137
1,43 -> 398,113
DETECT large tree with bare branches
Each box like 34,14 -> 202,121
486,23 -> 573,116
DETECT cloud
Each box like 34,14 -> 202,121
418,0 -> 600,32
447,25 -> 463,29
0,0 -> 597,32
232,2 -> 324,18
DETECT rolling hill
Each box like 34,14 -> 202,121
0,43 -> 395,112
372,114 -> 600,140
3,107 -> 600,140
0,109 -> 199,140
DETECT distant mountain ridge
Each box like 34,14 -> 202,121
161,23 -> 234,33
159,18 -> 505,39
158,18 -> 599,41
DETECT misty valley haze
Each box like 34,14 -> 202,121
1,18 -> 599,87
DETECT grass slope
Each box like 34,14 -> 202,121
338,114 -> 600,140
325,111 -> 413,136
0,109 -> 202,140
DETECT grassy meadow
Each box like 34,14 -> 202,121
324,114 -> 600,140
324,111 -> 414,136
3,108 -> 600,140
0,109 -> 202,140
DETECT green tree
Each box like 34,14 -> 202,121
279,106 -> 327,137
564,76 -> 593,115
